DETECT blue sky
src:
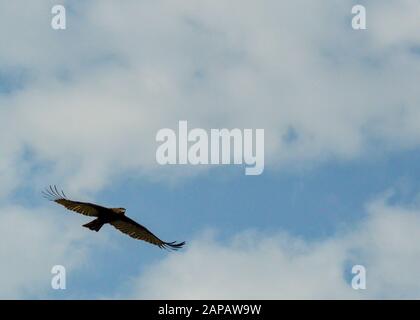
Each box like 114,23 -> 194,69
40,147 -> 419,299
1,1 -> 420,299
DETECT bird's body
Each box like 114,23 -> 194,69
81,208 -> 124,232
43,186 -> 185,250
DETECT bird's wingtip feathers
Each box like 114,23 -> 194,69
163,241 -> 186,251
42,185 -> 67,201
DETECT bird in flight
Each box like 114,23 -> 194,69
43,185 -> 185,250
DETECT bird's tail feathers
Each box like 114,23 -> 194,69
83,219 -> 104,232
163,241 -> 186,250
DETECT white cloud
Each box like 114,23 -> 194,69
0,1 -> 420,194
0,205 -> 106,298
126,195 -> 420,299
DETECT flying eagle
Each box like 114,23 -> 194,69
43,186 -> 185,250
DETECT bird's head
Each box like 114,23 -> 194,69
113,208 -> 126,215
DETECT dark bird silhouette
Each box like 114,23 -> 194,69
43,186 -> 185,250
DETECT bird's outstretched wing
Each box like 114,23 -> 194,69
110,216 -> 185,250
42,185 -> 105,217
